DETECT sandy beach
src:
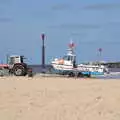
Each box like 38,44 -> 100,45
0,76 -> 120,120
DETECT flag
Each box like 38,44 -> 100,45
69,40 -> 75,48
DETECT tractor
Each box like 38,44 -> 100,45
7,55 -> 28,76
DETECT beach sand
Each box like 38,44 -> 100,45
0,76 -> 120,120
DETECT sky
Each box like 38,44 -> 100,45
0,0 -> 120,64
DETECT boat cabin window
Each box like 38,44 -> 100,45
63,55 -> 75,61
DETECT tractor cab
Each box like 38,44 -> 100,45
8,55 -> 25,65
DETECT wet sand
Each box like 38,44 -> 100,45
0,76 -> 120,120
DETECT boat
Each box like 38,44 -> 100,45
51,41 -> 109,77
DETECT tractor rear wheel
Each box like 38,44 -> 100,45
13,65 -> 27,76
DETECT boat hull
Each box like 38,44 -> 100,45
51,63 -> 105,76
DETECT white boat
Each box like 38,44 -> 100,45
51,41 -> 109,76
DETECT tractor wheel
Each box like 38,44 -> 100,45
13,65 -> 27,76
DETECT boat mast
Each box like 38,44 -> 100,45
67,40 -> 75,55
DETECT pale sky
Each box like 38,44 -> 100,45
0,0 -> 120,64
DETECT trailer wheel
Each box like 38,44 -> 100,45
86,74 -> 91,78
77,72 -> 84,77
68,72 -> 75,77
13,65 -> 26,76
